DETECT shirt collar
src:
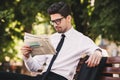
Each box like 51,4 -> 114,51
64,27 -> 74,38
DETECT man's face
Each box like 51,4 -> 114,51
50,13 -> 71,33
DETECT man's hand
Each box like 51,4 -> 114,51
85,50 -> 102,67
21,45 -> 32,58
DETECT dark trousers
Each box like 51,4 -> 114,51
0,71 -> 67,80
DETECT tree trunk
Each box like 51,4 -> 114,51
71,0 -> 89,35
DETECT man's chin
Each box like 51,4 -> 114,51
58,31 -> 62,33
56,29 -> 65,33
56,30 -> 62,33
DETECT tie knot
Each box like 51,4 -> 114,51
61,34 -> 65,38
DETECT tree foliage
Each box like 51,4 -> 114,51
89,0 -> 120,44
0,0 -> 70,61
0,0 -> 120,61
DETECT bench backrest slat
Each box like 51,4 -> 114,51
103,67 -> 120,74
100,76 -> 120,80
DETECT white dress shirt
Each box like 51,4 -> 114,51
23,27 -> 108,80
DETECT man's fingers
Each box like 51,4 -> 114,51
85,52 -> 102,67
21,45 -> 32,50
20,45 -> 32,58
86,55 -> 96,67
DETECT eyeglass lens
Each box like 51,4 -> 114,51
50,17 -> 64,25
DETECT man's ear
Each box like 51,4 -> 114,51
66,15 -> 71,22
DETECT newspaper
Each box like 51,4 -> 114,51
24,32 -> 56,55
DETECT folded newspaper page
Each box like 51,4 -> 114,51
24,32 -> 56,55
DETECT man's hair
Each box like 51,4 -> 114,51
47,1 -> 71,17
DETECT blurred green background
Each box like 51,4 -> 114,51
0,0 -> 120,75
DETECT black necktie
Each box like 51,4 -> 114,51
42,34 -> 65,80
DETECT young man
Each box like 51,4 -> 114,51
0,1 -> 108,80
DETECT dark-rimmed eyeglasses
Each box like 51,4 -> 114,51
50,17 -> 64,25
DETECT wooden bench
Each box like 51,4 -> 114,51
74,56 -> 120,80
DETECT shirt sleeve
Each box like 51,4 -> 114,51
100,48 -> 109,57
81,36 -> 109,57
23,55 -> 47,72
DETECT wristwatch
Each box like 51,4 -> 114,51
95,48 -> 102,52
